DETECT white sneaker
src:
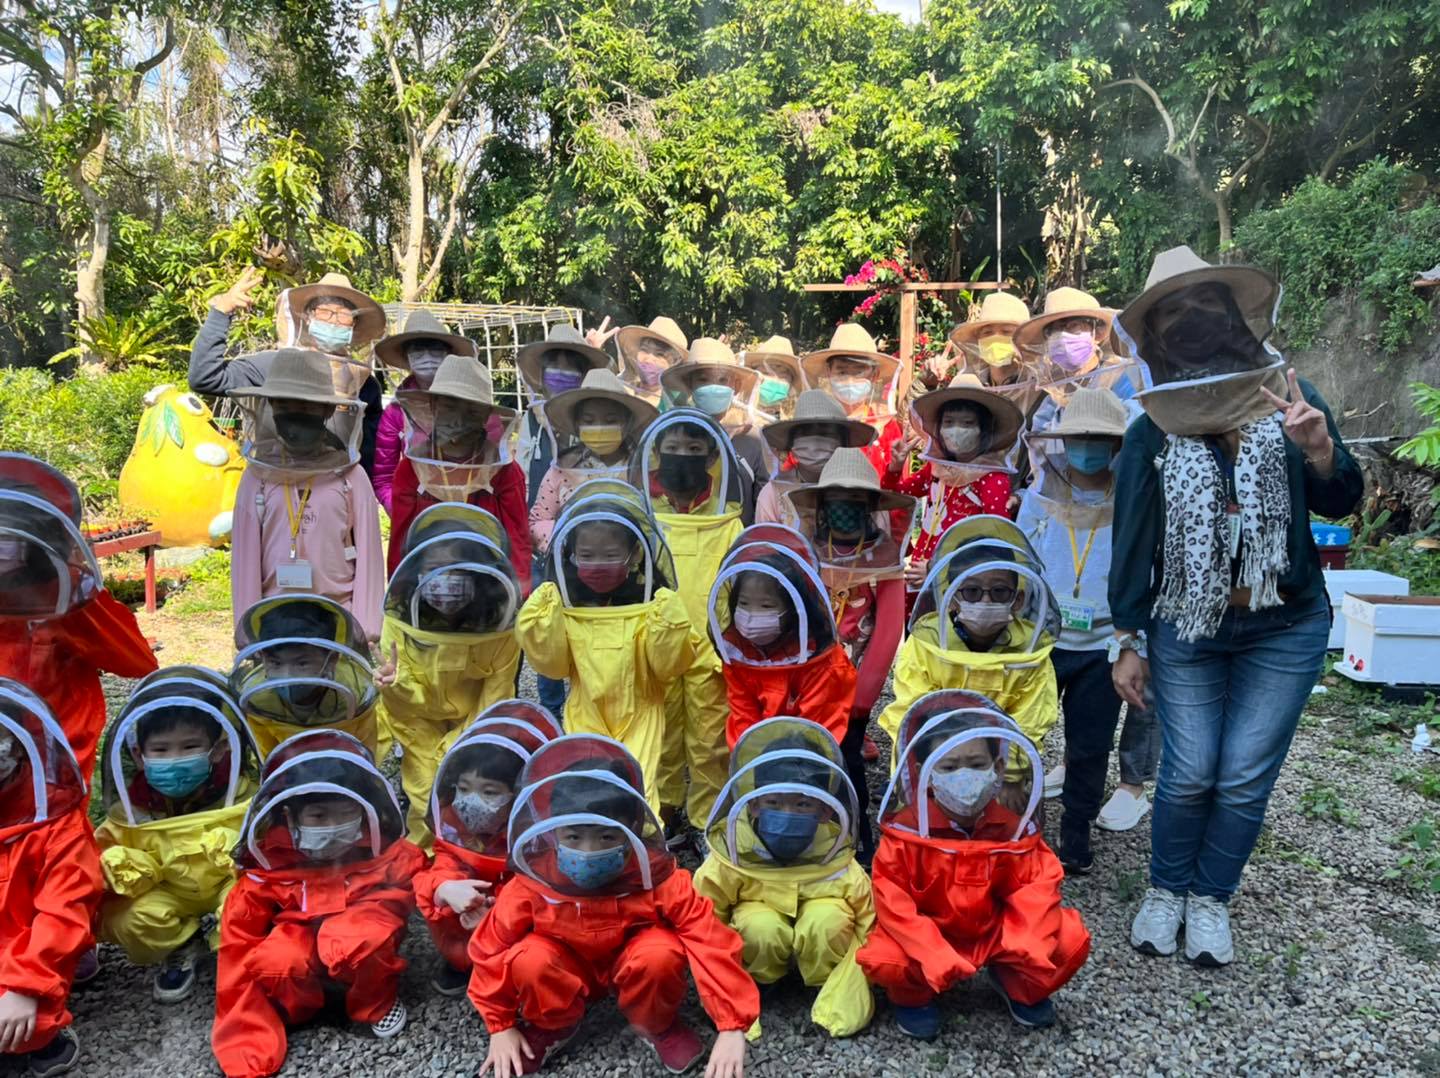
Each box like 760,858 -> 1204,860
1096,788 -> 1150,831
1043,763 -> 1065,799
1130,887 -> 1185,956
1183,895 -> 1234,966
370,998 -> 407,1039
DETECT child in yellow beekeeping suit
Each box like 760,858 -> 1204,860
95,667 -> 262,1003
516,487 -> 695,810
693,717 -> 874,1039
378,505 -> 523,845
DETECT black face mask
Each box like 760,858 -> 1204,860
658,452 -> 710,495
274,412 -> 328,453
1153,287 -> 1262,376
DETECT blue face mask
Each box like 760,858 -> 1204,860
758,377 -> 790,407
1064,439 -> 1115,476
556,843 -> 628,890
308,320 -> 354,352
691,384 -> 735,416
755,808 -> 821,862
143,752 -> 213,798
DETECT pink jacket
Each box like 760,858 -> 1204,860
372,380 -> 415,515
231,465 -> 386,640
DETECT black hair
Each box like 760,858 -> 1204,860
304,295 -> 356,314
548,758 -> 643,826
136,704 -> 223,750
258,603 -> 339,641
786,422 -> 849,450
753,734 -> 836,792
725,555 -> 832,648
937,400 -> 993,454
659,421 -> 716,447
451,743 -> 524,788
911,713 -> 1003,764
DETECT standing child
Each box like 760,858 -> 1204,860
0,678 -> 101,1075
693,718 -> 874,1038
614,316 -> 690,410
708,531 -> 856,747
858,692 -> 1090,1037
514,325 -> 617,507
0,453 -> 157,780
739,336 -> 804,424
230,594 -> 379,759
211,738 -> 425,1078
380,517 -> 523,844
470,734 -> 757,1078
95,668 -> 261,1002
516,489 -> 695,807
755,391 -> 873,527
414,701 -> 562,996
230,348 -> 385,640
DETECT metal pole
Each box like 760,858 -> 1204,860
995,144 -> 1003,285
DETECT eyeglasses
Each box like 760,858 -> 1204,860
957,585 -> 1016,604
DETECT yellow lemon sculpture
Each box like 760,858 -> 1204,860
119,385 -> 246,547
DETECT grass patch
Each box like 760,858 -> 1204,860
1383,817 -> 1440,894
163,549 -> 233,616
1299,783 -> 1360,827
1371,916 -> 1439,965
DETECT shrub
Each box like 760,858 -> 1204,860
0,365 -> 181,507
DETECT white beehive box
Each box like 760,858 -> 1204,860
1335,594 -> 1440,686
1322,569 -> 1410,648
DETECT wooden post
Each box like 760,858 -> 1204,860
898,289 -> 917,400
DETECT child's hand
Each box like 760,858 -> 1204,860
436,878 -> 491,916
0,990 -> 38,1053
705,1030 -> 746,1078
888,432 -> 924,474
585,315 -> 619,349
903,557 -> 929,587
373,642 -> 399,689
480,1027 -> 533,1078
460,907 -> 486,930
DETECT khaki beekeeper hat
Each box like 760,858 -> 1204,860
787,446 -> 912,514
761,389 -> 876,455
741,335 -> 804,385
544,367 -> 658,436
1013,287 -> 1114,355
911,372 -> 1024,447
514,324 -> 613,395
949,291 -> 1032,346
1117,245 -> 1281,357
800,323 -> 901,386
280,273 -> 387,350
616,316 -> 689,359
660,337 -> 760,397
425,355 -> 517,421
1024,387 -> 1129,442
373,309 -> 477,372
239,348 -> 359,406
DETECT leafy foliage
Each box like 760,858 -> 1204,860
1397,382 -> 1440,471
50,312 -> 190,369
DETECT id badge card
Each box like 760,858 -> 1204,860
1226,503 -> 1242,559
1058,597 -> 1096,632
276,561 -> 313,590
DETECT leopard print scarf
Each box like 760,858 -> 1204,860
1153,414 -> 1291,642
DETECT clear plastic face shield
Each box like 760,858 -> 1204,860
102,689 -> 260,824
631,410 -> 743,518
618,332 -> 687,406
720,524 -> 821,572
470,699 -> 564,742
879,708 -> 1042,841
913,396 -> 1024,487
0,677 -> 85,830
787,487 -> 917,588
705,717 -> 857,870
507,734 -> 672,897
811,354 -> 898,422
1117,281 -> 1287,436
259,728 -> 375,781
235,749 -> 403,871
952,323 -> 1035,386
0,489 -> 101,618
708,544 -> 838,666
662,365 -> 761,435
231,596 -> 376,727
914,545 -> 1060,653
555,395 -> 648,482
429,718 -> 550,852
235,396 -> 364,479
741,353 -> 804,422
404,504 -> 510,562
386,535 -> 520,635
397,391 -> 516,499
1019,316 -> 1138,410
926,514 -> 1040,569
547,499 -> 676,606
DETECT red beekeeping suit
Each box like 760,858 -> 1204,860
0,679 -> 102,1057
413,821 -> 508,972
386,457 -> 531,584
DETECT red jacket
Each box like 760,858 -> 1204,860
467,866 -> 759,1034
0,591 -> 157,781
883,466 -> 1013,562
719,630 -> 858,747
386,457 -> 532,584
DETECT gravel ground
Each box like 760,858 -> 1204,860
62,666 -> 1440,1078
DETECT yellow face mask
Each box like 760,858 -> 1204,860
979,335 -> 1016,366
579,425 -> 625,455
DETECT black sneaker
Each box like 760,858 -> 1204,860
29,1028 -> 80,1076
1059,825 -> 1093,876
153,935 -> 200,1003
430,961 -> 470,997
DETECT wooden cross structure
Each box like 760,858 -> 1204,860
803,280 -> 1002,399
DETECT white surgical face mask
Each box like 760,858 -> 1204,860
790,436 -> 839,472
296,816 -> 365,860
421,571 -> 475,615
0,537 -> 25,571
932,766 -> 999,818
831,379 -> 870,406
940,426 -> 981,456
734,608 -> 784,646
0,734 -> 19,781
453,791 -> 512,835
956,600 -> 1012,634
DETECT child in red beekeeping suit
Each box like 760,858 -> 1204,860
0,453 -> 158,782
413,700 -> 561,997
469,734 -> 758,1078
857,689 -> 1090,1040
210,735 -> 425,1078
0,678 -> 102,1075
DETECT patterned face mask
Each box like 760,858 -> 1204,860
556,844 -> 627,889
822,499 -> 868,535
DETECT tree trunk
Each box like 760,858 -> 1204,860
75,204 -> 110,361
1214,193 -> 1233,252
401,148 -> 426,301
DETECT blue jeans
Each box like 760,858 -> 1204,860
1147,593 -> 1328,901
